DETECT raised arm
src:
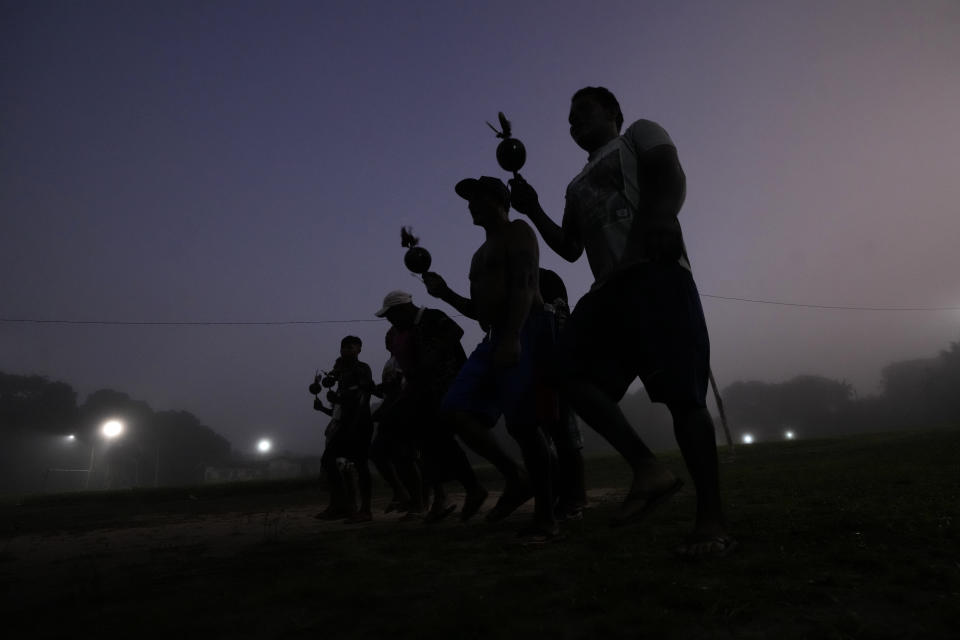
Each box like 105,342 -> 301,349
509,177 -> 583,262
422,272 -> 478,320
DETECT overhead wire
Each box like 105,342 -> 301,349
1,294 -> 958,326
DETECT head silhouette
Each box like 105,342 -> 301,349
570,86 -> 623,152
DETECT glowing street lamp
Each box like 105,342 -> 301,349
741,433 -> 755,445
257,438 -> 273,455
784,430 -> 796,440
101,419 -> 124,439
86,419 -> 125,489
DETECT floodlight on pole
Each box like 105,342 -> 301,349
257,438 -> 272,454
86,419 -> 126,489
741,433 -> 754,445
101,419 -> 124,439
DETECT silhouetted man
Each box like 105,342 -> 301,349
316,335 -> 375,523
509,87 -> 734,557
373,290 -> 487,522
423,176 -> 558,541
369,353 -> 422,515
538,268 -> 588,521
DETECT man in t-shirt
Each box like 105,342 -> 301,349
374,290 -> 488,522
509,87 -> 734,558
538,268 -> 588,521
316,335 -> 376,523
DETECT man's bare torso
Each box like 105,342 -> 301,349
469,221 -> 542,330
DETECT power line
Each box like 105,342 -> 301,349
1,294 -> 957,327
700,294 -> 960,312
0,318 -> 387,326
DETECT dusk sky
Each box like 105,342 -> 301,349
3,0 -> 958,455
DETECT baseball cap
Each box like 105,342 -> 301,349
375,290 -> 413,317
455,176 -> 510,209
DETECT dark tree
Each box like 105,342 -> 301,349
152,410 -> 232,485
0,372 -> 79,436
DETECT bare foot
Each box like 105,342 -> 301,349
460,487 -> 489,522
315,507 -> 351,520
674,532 -> 737,559
424,503 -> 457,524
610,463 -> 683,527
515,521 -> 564,546
485,482 -> 533,523
344,511 -> 373,524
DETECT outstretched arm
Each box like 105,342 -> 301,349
422,272 -> 478,320
509,177 -> 583,262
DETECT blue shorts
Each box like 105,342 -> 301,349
441,308 -> 554,428
556,262 -> 710,408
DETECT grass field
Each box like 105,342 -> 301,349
2,428 -> 958,639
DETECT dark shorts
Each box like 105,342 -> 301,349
441,308 -> 555,428
556,262 -> 710,408
322,419 -> 373,467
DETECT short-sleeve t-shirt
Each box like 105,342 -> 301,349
562,119 -> 691,289
333,359 -> 373,427
384,308 -> 466,396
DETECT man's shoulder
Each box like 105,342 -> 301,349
623,118 -> 675,152
418,307 -> 463,335
507,218 -> 537,240
355,361 -> 373,375
419,306 -> 449,321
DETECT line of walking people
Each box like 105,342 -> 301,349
312,86 -> 734,557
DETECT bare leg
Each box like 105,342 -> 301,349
343,464 -> 359,514
396,457 -> 425,512
548,409 -> 588,516
344,462 -> 373,523
356,462 -> 372,515
670,405 -> 732,555
564,377 -> 679,523
507,423 -> 556,532
317,465 -> 350,519
370,445 -> 412,511
452,412 -> 526,487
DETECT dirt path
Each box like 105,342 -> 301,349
2,487 -> 623,616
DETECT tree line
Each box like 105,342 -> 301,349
3,336 -> 958,491
613,337 -> 960,448
0,373 -> 231,494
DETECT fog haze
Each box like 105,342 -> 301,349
2,0 -> 958,453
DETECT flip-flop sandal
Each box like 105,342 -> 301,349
398,511 -> 423,522
514,525 -> 566,547
460,488 -> 489,522
384,501 -> 402,514
610,478 -> 684,527
424,504 -> 457,524
485,488 -> 534,523
674,535 -> 738,560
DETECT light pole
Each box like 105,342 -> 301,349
85,419 -> 125,489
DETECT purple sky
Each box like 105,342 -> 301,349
3,0 -> 959,454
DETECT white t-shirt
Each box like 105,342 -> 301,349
562,119 -> 690,289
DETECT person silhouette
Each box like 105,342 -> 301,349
509,87 -> 734,558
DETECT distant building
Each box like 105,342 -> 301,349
203,455 -> 324,483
